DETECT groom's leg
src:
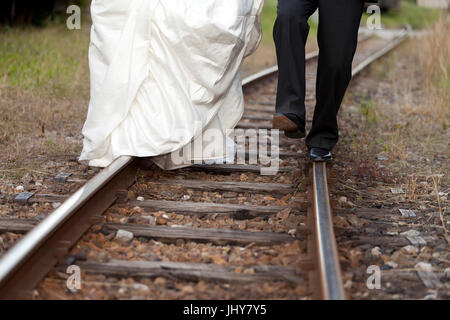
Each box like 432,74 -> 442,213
306,0 -> 364,151
273,0 -> 318,123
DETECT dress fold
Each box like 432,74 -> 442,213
79,0 -> 264,169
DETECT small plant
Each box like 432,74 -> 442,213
375,137 -> 389,153
359,98 -> 380,126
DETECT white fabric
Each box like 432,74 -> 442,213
79,0 -> 263,169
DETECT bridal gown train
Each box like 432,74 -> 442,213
78,0 -> 264,169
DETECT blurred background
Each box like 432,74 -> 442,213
0,0 -> 89,25
0,0 -> 445,93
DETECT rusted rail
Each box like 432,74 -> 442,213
310,162 -> 345,299
0,157 -> 139,299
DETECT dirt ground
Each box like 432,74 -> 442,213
331,20 -> 449,299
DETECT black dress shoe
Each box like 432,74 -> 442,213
309,147 -> 332,162
272,113 -> 306,139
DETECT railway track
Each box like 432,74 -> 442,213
0,28 -> 409,300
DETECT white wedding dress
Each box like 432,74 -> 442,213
79,0 -> 263,169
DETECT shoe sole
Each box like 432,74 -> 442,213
309,152 -> 333,162
272,114 -> 305,139
309,156 -> 333,162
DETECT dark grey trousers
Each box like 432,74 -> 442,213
274,0 -> 364,150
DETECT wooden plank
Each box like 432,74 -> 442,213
70,259 -> 305,284
237,149 -> 303,158
0,215 -> 300,246
66,178 -> 88,183
188,164 -> 296,174
1,193 -> 67,205
244,105 -> 275,113
241,115 -> 315,126
0,217 -> 297,245
246,101 -> 275,107
130,199 -> 299,218
28,194 -> 66,202
244,99 -> 314,113
343,236 -> 409,247
242,113 -> 273,121
149,179 -> 296,195
106,223 -> 295,245
242,109 -> 314,122
231,132 -> 304,146
0,218 -> 38,233
237,120 -> 312,130
236,122 -> 315,132
236,121 -> 272,130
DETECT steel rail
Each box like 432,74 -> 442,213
309,28 -> 409,300
311,162 -> 345,299
0,156 -> 138,298
352,28 -> 409,76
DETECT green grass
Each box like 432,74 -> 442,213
362,1 -> 441,29
260,0 -> 277,42
264,0 -> 441,39
0,24 -> 90,98
360,98 -> 380,126
260,0 -> 318,43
